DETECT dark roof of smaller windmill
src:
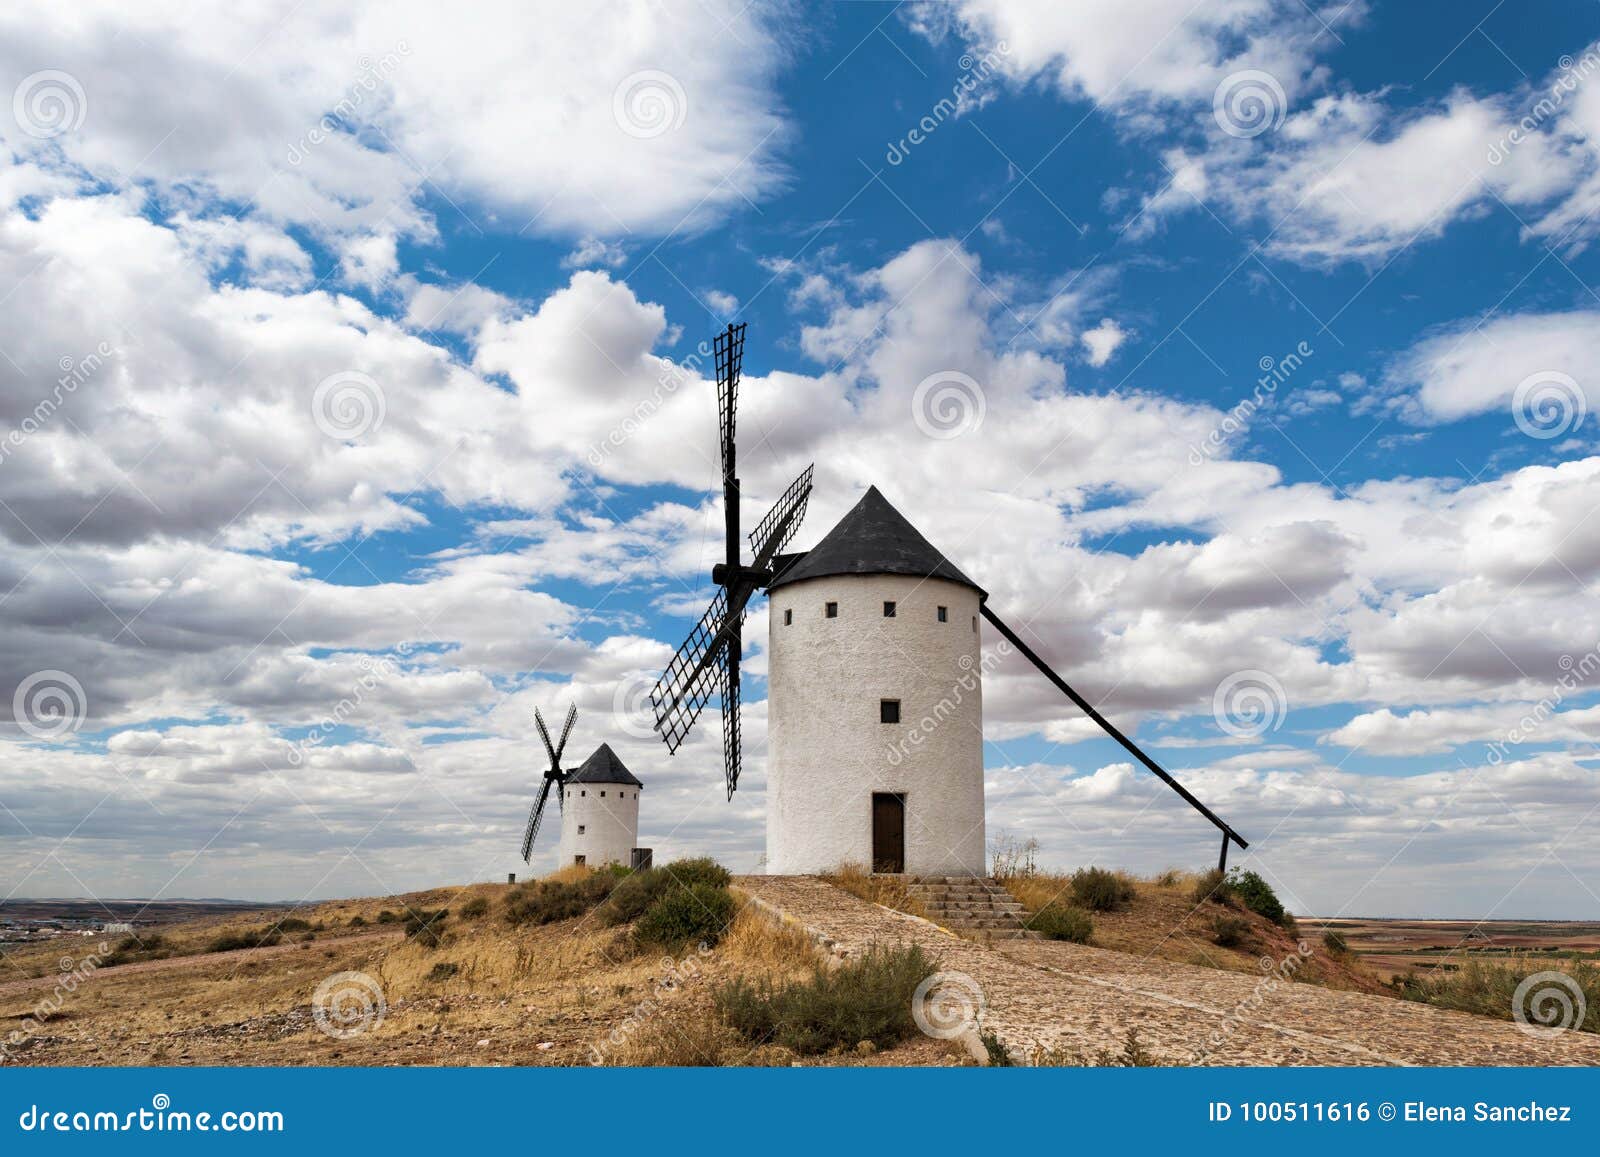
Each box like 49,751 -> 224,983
565,743 -> 644,787
768,486 -> 985,597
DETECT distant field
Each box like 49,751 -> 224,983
1301,917 -> 1600,981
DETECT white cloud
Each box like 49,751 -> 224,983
0,1 -> 790,240
562,236 -> 629,269
1080,318 -> 1127,365
928,0 -> 1356,116
1383,308 -> 1600,425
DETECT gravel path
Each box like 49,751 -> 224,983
739,876 -> 1600,1066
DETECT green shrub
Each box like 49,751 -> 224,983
715,943 -> 938,1054
102,933 -> 170,967
206,927 -> 281,954
348,915 -> 366,927
1211,915 -> 1250,948
661,857 -> 732,890
1190,868 -> 1231,906
600,869 -> 673,926
375,910 -> 400,924
459,895 -> 490,919
425,961 -> 460,982
634,882 -> 734,949
504,873 -> 617,926
1392,959 -> 1598,1034
277,917 -> 312,933
1226,869 -> 1288,926
1322,930 -> 1350,956
1070,867 -> 1135,912
600,858 -> 732,927
404,909 -> 449,948
1026,905 -> 1093,943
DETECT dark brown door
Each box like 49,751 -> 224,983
872,793 -> 905,873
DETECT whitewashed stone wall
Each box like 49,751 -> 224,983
557,780 -> 640,867
766,573 -> 985,875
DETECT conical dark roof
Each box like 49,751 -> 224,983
565,743 -> 643,787
769,486 -> 984,596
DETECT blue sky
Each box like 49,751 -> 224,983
3,1 -> 1600,919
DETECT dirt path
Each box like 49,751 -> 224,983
740,876 -> 1600,1066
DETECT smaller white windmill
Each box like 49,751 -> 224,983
521,706 -> 647,869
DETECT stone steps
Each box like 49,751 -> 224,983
890,874 -> 1040,940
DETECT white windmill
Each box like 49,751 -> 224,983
648,324 -> 1249,877
521,707 -> 649,870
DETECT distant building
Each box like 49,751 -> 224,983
558,744 -> 644,868
102,922 -> 133,934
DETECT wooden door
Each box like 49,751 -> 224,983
871,793 -> 905,873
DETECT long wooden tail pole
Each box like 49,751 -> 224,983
980,604 -> 1249,858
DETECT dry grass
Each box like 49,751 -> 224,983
820,863 -> 927,919
998,868 -> 1384,994
720,893 -> 821,977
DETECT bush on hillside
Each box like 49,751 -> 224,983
1322,930 -> 1350,956
1392,959 -> 1597,1034
634,882 -> 734,949
600,857 -> 731,926
1026,904 -> 1094,944
715,943 -> 938,1054
1190,868 -> 1231,906
458,895 -> 490,919
1211,915 -> 1250,948
404,909 -> 449,948
1070,867 -> 1135,912
1226,869 -> 1288,927
503,873 -> 616,927
206,927 -> 282,954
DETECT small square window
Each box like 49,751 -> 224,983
581,790 -> 587,797
600,791 -> 606,797
574,854 -> 586,865
783,608 -> 793,625
937,606 -> 948,622
880,699 -> 900,724
578,825 -> 586,835
825,601 -> 838,618
972,615 -> 978,632
883,601 -> 896,618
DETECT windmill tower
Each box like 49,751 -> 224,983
649,324 -> 1250,877
764,487 -> 986,874
556,744 -> 645,868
